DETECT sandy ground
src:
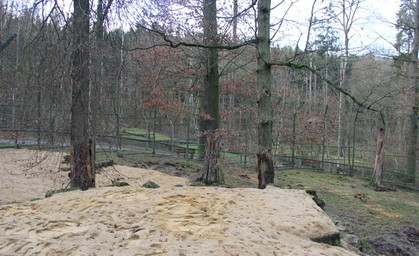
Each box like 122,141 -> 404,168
0,149 -> 356,255
0,149 -> 188,202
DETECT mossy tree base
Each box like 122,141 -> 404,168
202,134 -> 224,185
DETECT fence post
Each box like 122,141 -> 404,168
169,119 -> 174,151
37,90 -> 41,149
143,115 -> 149,150
115,74 -> 121,152
244,110 -> 248,167
292,102 -> 304,168
186,94 -> 191,157
292,112 -> 296,167
116,111 -> 121,152
342,148 -> 345,173
347,136 -> 351,175
322,105 -> 328,170
351,107 -> 361,176
152,107 -> 156,155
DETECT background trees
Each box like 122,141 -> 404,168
395,0 -> 419,186
407,0 -> 419,186
0,0 -> 417,189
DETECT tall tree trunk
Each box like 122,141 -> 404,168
233,0 -> 238,43
201,0 -> 222,184
90,0 -> 104,171
407,0 -> 419,186
70,0 -> 94,191
198,88 -> 205,160
257,0 -> 274,189
370,128 -> 385,187
116,30 -> 124,152
49,100 -> 55,145
337,0 -> 360,159
92,0 -> 113,167
324,46 -> 329,107
227,0 -> 238,130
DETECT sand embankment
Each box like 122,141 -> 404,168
0,149 -> 356,255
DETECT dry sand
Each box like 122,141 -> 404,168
0,149 -> 188,202
0,149 -> 356,255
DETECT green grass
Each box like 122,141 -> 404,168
122,127 -> 172,140
0,143 -> 17,149
273,169 -> 418,252
179,143 -> 198,150
123,127 -> 149,136
221,152 -> 243,162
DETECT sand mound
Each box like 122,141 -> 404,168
0,149 -> 188,203
0,149 -> 356,255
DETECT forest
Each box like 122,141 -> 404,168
1,0 -> 417,189
0,0 -> 418,255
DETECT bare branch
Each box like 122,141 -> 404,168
0,33 -> 17,53
124,25 -> 258,51
270,1 -> 294,40
304,0 -> 318,53
227,0 -> 257,23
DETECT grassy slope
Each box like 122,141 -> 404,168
123,127 -> 172,141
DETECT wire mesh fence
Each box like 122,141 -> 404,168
0,103 -> 417,189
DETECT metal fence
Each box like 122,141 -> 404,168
0,102 -> 417,189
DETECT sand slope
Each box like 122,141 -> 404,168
0,149 -> 188,202
0,149 -> 356,255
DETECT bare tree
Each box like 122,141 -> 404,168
70,0 -> 94,190
335,0 -> 361,159
201,0 -> 223,184
407,0 -> 419,186
256,0 -> 274,189
370,113 -> 386,187
90,0 -> 114,170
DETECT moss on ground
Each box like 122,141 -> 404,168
45,187 -> 80,198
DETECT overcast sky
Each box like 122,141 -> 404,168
272,0 -> 402,55
16,0 -> 403,55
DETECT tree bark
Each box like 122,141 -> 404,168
198,89 -> 205,160
70,0 -> 95,191
370,128 -> 385,187
201,0 -> 222,184
90,0 -> 104,171
407,0 -> 419,186
202,133 -> 223,184
256,0 -> 274,189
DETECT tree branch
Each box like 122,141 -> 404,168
0,34 -> 17,53
124,25 -> 258,51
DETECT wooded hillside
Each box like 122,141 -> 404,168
0,0 -> 417,188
